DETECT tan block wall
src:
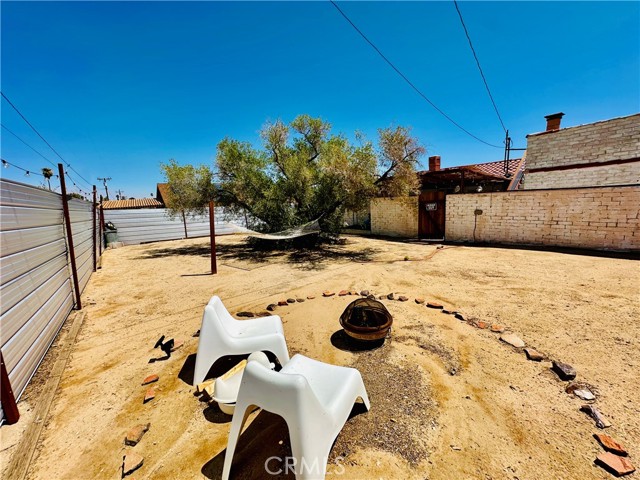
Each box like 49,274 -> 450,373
525,162 -> 640,189
524,113 -> 640,189
370,197 -> 418,238
445,186 -> 640,251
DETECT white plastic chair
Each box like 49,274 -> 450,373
213,352 -> 275,415
192,296 -> 290,385
222,354 -> 370,480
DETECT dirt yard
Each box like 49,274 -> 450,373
1,234 -> 638,480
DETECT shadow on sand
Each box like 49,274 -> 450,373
330,329 -> 386,352
201,404 -> 369,479
137,238 -> 379,270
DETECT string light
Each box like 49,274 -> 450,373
0,158 -> 59,179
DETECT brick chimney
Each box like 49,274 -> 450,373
428,155 -> 441,172
544,112 -> 565,132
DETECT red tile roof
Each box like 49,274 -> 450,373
102,198 -> 164,210
418,158 -> 525,179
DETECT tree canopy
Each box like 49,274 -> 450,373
160,159 -> 216,237
215,115 -> 424,233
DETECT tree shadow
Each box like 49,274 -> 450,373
136,238 -> 379,270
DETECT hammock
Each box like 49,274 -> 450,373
247,218 -> 321,241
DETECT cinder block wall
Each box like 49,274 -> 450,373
370,197 -> 418,237
524,113 -> 640,189
445,186 -> 640,251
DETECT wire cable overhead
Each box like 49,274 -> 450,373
1,124 -> 58,168
1,92 -> 94,187
453,0 -> 507,134
329,0 -> 502,149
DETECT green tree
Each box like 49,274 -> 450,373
375,126 -> 425,197
42,167 -> 53,190
216,115 -> 379,234
215,115 -> 424,234
160,159 -> 216,238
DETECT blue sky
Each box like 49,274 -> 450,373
1,1 -> 638,199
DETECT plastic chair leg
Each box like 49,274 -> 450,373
221,402 -> 255,480
287,424 -> 332,480
271,337 -> 291,366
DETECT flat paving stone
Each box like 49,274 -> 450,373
144,387 -> 155,403
594,433 -> 628,456
125,423 -> 150,446
596,452 -> 635,476
323,291 -> 335,297
581,404 -> 612,429
123,452 -> 144,476
500,333 -> 525,348
141,374 -> 158,385
524,348 -> 544,361
427,302 -> 443,309
552,361 -> 577,381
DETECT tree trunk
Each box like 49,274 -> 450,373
182,210 -> 188,239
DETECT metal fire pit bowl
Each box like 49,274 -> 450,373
340,298 -> 393,342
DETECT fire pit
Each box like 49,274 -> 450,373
340,298 -> 393,342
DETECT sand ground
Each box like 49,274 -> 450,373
1,234 -> 638,480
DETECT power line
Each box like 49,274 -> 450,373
64,170 -> 92,197
1,123 -> 57,167
329,0 -> 502,149
0,92 -> 94,187
453,0 -> 507,134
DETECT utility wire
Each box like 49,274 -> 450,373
64,170 -> 92,197
2,124 -> 58,167
453,0 -> 507,134
1,92 -> 94,187
329,0 -> 502,149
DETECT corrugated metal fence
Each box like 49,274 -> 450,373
0,178 -> 101,422
103,208 -> 249,245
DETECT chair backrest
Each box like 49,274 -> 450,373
206,296 -> 242,336
237,358 -> 324,419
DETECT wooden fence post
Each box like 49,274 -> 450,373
92,186 -> 97,272
0,351 -> 19,424
58,163 -> 82,310
99,204 -> 104,254
209,201 -> 217,275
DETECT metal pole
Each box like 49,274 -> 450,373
209,201 -> 217,275
503,129 -> 509,176
58,163 -> 82,310
0,351 -> 20,424
92,185 -> 97,272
